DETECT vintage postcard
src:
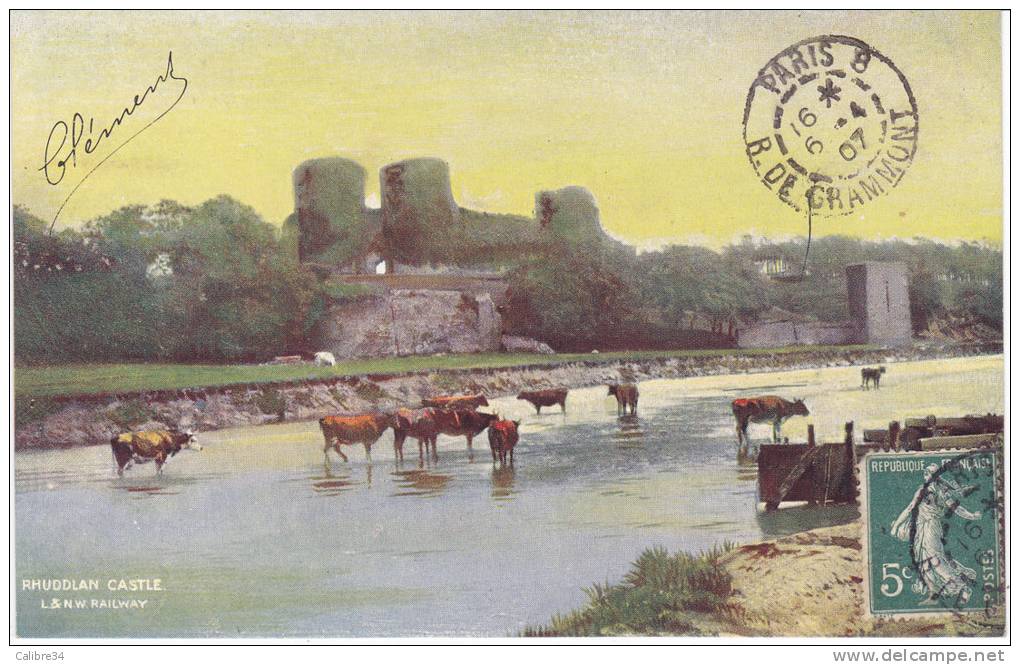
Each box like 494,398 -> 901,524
10,10 -> 1006,645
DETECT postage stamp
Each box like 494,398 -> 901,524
859,449 -> 1003,618
743,35 -> 919,216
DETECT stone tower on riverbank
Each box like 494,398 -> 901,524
846,261 -> 912,346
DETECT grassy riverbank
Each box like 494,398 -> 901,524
523,545 -> 738,637
525,523 -> 1005,637
14,345 -> 873,399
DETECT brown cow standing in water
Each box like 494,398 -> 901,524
318,413 -> 397,466
488,419 -> 521,465
516,389 -> 568,414
731,396 -> 809,452
431,409 -> 499,449
608,384 -> 639,416
392,408 -> 440,461
421,394 -> 489,411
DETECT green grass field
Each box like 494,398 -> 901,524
14,345 -> 873,400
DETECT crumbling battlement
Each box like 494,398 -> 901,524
284,156 -> 610,270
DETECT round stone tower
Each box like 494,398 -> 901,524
380,158 -> 460,264
292,157 -> 367,264
534,186 -> 605,247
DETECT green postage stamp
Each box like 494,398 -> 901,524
860,450 -> 1003,618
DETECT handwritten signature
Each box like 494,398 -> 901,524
39,51 -> 189,231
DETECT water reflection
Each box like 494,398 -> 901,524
490,465 -> 516,501
117,482 -> 181,497
109,471 -> 225,498
735,459 -> 758,482
391,468 -> 452,498
16,468 -> 96,493
309,465 -> 370,497
755,502 -> 859,537
720,382 -> 809,394
612,415 -> 644,448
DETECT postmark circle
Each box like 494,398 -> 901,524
743,35 -> 919,216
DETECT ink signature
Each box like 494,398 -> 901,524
39,51 -> 189,231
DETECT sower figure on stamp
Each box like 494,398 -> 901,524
890,464 -> 981,606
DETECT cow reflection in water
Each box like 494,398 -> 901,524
391,468 -> 452,498
313,464 -> 372,497
612,414 -> 645,448
491,465 -> 516,500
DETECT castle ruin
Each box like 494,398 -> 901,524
736,261 -> 912,348
287,156 -> 613,358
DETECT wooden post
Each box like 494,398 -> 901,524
888,421 -> 901,451
845,420 -> 858,502
806,424 -> 817,505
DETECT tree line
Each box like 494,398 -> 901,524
503,234 -> 1002,352
14,198 -> 319,364
13,198 -> 1003,363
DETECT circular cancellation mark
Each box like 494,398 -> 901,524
743,35 -> 919,217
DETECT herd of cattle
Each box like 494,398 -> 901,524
108,368 -> 890,476
109,384 -> 638,476
318,385 -> 630,468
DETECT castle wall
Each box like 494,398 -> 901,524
317,289 -> 502,358
795,321 -> 857,345
736,321 -> 856,348
737,321 -> 798,348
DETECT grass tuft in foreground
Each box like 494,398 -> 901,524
522,543 -> 734,637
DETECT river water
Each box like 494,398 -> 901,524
14,355 -> 1002,637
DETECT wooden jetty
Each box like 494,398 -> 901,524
758,414 -> 1003,511
863,414 -> 1003,450
757,423 -> 858,511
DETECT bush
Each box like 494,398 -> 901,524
428,372 -> 462,393
14,197 -> 1002,364
328,386 -> 349,408
107,399 -> 156,429
506,233 -> 1003,351
15,397 -> 62,428
523,544 -> 734,636
322,280 -> 387,302
353,381 -> 388,402
252,387 -> 287,418
505,242 -> 645,351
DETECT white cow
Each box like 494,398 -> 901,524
314,351 -> 337,367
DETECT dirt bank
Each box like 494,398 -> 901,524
713,522 -> 1004,637
526,521 -> 1004,637
15,343 -> 999,450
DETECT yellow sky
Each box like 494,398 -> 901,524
11,10 -> 1002,248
